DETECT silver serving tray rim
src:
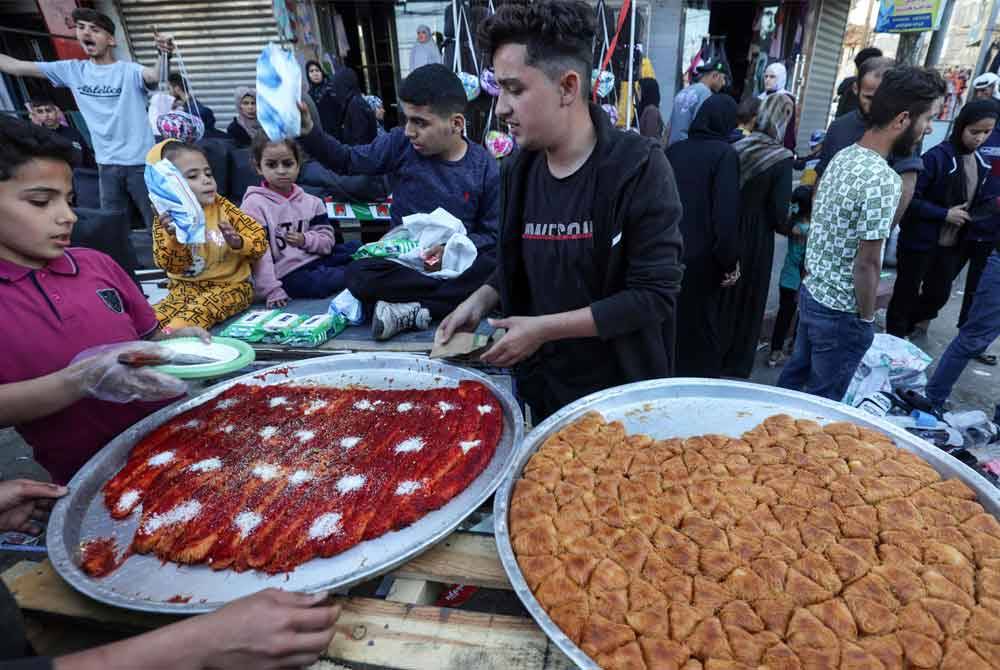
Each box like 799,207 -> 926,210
47,353 -> 523,614
493,378 -> 1000,670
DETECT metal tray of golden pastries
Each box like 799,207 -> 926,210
47,353 -> 523,614
493,378 -> 1000,669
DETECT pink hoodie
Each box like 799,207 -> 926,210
242,184 -> 335,303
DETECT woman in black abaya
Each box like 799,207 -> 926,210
665,94 -> 742,377
720,92 -> 795,378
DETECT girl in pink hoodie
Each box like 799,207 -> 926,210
242,136 -> 360,308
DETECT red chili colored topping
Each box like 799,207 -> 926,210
80,537 -> 127,578
96,381 -> 502,575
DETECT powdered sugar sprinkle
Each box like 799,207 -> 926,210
438,401 -> 456,413
395,481 -> 421,495
336,474 -> 366,493
394,437 -> 425,453
339,436 -> 361,450
148,451 -> 174,467
116,489 -> 140,513
234,511 -> 262,539
459,440 -> 481,454
259,426 -> 278,439
144,500 -> 202,533
269,397 -> 289,408
309,512 -> 342,540
295,430 -> 316,443
289,470 -> 315,485
478,405 -> 493,414
215,399 -> 238,410
253,463 -> 280,481
397,402 -> 414,412
305,399 -> 328,415
189,458 -> 222,473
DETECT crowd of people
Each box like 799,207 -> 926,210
1,1 -> 1000,666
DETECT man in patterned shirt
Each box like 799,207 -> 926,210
779,67 -> 945,401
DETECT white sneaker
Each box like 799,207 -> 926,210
372,301 -> 431,340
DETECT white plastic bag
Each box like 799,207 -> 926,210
256,43 -> 301,141
843,334 -> 932,406
388,208 -> 478,279
145,158 -> 206,244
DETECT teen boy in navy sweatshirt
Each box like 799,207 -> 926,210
298,64 -> 499,340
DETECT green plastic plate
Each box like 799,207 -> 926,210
153,336 -> 255,380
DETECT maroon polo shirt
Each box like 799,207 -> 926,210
0,248 -> 170,484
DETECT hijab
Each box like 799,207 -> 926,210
687,94 -> 738,142
733,93 -> 795,188
305,60 -> 336,103
333,67 -> 362,100
759,62 -> 790,100
410,24 -> 441,70
951,99 -> 999,155
234,86 -> 262,140
638,78 -> 661,116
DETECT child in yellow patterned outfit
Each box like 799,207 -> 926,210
148,140 -> 267,329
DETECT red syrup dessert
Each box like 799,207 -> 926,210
94,381 -> 502,575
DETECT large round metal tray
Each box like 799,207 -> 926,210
48,353 -> 523,614
493,378 -> 1000,670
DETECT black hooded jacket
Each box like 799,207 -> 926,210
331,69 -> 377,146
487,104 -> 684,403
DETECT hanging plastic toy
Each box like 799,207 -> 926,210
485,130 -> 514,159
458,72 -> 481,101
480,68 -> 500,97
592,69 -> 616,99
156,111 -> 205,143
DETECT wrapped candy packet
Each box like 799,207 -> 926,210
282,313 -> 348,347
220,309 -> 280,342
351,237 -> 420,260
260,312 -> 306,344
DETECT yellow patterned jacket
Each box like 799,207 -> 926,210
153,195 -> 268,285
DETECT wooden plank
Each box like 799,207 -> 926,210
390,532 -> 510,590
4,561 -> 562,670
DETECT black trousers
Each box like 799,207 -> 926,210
886,246 -> 960,337
771,286 -> 799,352
675,260 -> 723,378
344,251 -> 496,320
955,239 -> 996,328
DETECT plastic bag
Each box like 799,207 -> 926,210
145,158 -> 206,244
389,208 -> 477,279
69,342 -> 188,404
256,43 -> 302,141
843,334 -> 932,406
330,289 -> 363,325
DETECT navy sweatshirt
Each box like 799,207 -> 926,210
300,126 -> 500,251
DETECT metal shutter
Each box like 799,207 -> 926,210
797,0 -> 850,152
118,0 -> 281,124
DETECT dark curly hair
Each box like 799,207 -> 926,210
398,63 -> 468,117
0,115 -> 75,181
479,0 -> 595,98
869,66 -> 946,129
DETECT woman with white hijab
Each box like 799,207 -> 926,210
410,25 -> 441,71
759,62 -> 797,150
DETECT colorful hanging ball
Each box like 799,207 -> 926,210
155,111 -> 205,144
601,104 -> 618,126
591,69 -> 615,99
485,130 -> 514,159
457,72 -> 481,101
480,68 -> 500,97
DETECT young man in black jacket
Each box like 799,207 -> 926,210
436,0 -> 684,421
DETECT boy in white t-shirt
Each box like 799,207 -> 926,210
0,8 -> 174,272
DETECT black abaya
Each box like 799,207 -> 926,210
719,157 -> 794,378
665,95 -> 742,378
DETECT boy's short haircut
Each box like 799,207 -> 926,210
854,47 -> 883,72
161,141 -> 207,164
736,97 -> 761,125
0,116 -> 74,181
167,73 -> 187,90
71,8 -> 116,36
398,64 -> 467,117
858,57 -> 895,84
29,96 -> 58,109
868,66 -> 946,129
250,134 -> 303,166
479,0 -> 596,99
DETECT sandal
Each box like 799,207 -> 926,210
976,353 -> 998,366
767,351 -> 786,368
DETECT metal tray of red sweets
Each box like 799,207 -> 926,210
47,353 -> 523,614
492,379 -> 1000,670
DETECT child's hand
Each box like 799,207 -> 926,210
284,232 -> 306,248
298,102 -> 314,136
219,221 -> 244,250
